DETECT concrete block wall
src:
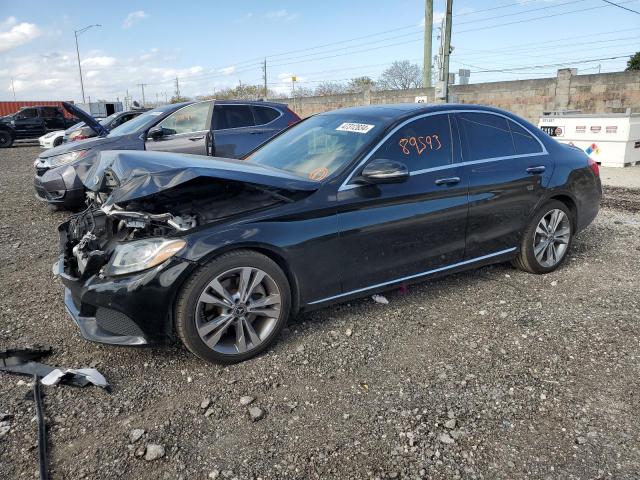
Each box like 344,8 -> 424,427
274,69 -> 640,123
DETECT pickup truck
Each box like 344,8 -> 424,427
0,106 -> 79,148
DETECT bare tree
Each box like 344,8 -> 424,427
314,81 -> 348,96
347,76 -> 376,93
378,61 -> 423,90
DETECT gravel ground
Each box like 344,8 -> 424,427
1,146 -> 639,480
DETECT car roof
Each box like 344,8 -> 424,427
318,103 -> 522,121
212,99 -> 288,108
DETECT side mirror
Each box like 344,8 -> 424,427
358,159 -> 409,185
147,126 -> 165,140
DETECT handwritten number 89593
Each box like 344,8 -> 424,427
399,135 -> 442,156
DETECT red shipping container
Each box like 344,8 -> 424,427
0,101 -> 75,118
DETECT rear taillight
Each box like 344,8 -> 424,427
287,107 -> 301,126
588,157 -> 600,177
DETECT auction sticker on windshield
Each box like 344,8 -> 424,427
336,122 -> 375,134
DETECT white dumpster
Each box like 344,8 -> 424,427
538,112 -> 640,167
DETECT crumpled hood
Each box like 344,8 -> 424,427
79,150 -> 319,204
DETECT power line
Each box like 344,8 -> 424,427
601,0 -> 640,14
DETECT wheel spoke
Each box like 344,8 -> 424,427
244,270 -> 266,303
534,240 -> 547,260
248,294 -> 280,311
237,268 -> 253,303
200,292 -> 232,309
235,318 -> 247,353
248,307 -> 280,318
243,317 -> 261,346
198,313 -> 233,337
202,315 -> 235,348
209,279 -> 234,306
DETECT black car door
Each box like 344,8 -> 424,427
456,111 -> 554,259
145,101 -> 212,155
336,113 -> 469,293
13,107 -> 44,138
41,107 -> 65,131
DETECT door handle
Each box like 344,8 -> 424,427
526,166 -> 546,174
188,136 -> 205,141
435,176 -> 461,186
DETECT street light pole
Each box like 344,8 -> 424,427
74,24 -> 101,103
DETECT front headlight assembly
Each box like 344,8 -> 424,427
104,238 -> 186,276
48,149 -> 89,167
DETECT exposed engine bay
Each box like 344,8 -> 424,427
63,178 -> 300,278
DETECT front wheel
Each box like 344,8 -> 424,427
175,250 -> 291,364
53,136 -> 63,147
0,131 -> 14,148
512,200 -> 574,274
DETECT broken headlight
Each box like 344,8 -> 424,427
48,149 -> 89,167
104,238 -> 186,276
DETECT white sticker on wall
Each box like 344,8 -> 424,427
336,122 -> 375,134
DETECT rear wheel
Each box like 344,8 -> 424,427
512,200 -> 573,274
175,250 -> 291,364
0,131 -> 13,148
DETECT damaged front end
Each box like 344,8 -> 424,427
56,150 -> 316,346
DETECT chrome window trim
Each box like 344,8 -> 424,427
308,247 -> 517,305
339,109 -> 547,192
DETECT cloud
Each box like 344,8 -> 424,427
265,10 -> 299,22
236,12 -> 254,23
219,66 -> 236,75
0,17 -> 42,53
123,11 -> 149,29
82,56 -> 116,68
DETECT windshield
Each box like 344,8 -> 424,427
108,106 -> 172,137
245,114 -> 384,181
99,112 -> 119,126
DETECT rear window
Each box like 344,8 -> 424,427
41,107 -> 60,118
253,106 -> 280,125
459,112 -> 515,161
214,105 -> 255,129
509,120 -> 543,154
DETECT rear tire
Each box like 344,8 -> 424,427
512,200 -> 574,274
175,250 -> 291,364
0,131 -> 14,148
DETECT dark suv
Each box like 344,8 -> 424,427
0,106 -> 78,147
33,100 -> 300,209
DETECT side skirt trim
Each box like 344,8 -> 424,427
308,247 -> 517,305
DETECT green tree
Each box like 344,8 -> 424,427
626,52 -> 640,71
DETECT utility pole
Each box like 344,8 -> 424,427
423,0 -> 433,88
174,76 -> 180,100
436,0 -> 453,102
10,78 -> 16,100
262,58 -> 268,99
74,24 -> 101,103
137,83 -> 148,107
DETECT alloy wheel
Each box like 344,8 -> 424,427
533,208 -> 570,268
195,267 -> 282,355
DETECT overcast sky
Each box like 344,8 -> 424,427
0,0 -> 638,103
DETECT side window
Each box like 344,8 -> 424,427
41,107 -> 60,118
371,114 -> 452,171
509,120 -> 543,154
157,102 -> 211,135
214,105 -> 255,130
16,108 -> 37,119
253,106 -> 280,126
459,112 -> 515,161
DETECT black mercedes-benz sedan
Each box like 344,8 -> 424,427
55,103 -> 601,364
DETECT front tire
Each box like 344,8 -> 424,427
175,250 -> 291,364
512,200 -> 574,274
0,131 -> 14,148
53,137 -> 63,147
